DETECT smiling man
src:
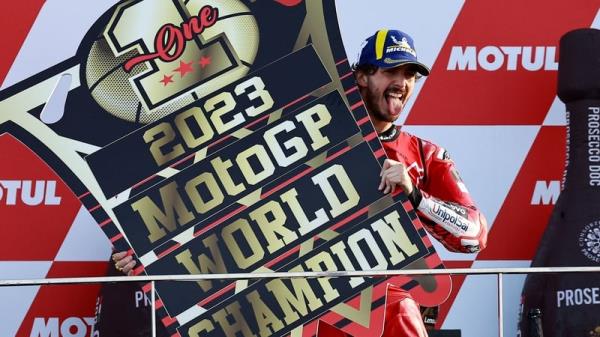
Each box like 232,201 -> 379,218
353,29 -> 489,336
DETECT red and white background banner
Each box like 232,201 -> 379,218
1,1 -> 599,337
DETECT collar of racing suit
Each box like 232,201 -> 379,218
378,124 -> 401,142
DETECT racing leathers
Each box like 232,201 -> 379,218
380,125 -> 488,337
379,125 -> 488,253
384,284 -> 431,337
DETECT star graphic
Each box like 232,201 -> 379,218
160,74 -> 174,86
198,56 -> 211,68
174,60 -> 194,77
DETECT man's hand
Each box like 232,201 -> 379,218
112,251 -> 136,276
379,159 -> 414,194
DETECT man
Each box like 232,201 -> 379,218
353,29 -> 488,336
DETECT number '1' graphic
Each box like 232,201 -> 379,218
103,0 -> 246,112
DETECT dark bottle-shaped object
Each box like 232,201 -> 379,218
519,28 -> 600,337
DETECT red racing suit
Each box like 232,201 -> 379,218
380,126 -> 488,337
380,126 -> 488,253
383,284 -> 431,337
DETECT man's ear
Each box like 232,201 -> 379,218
355,70 -> 368,88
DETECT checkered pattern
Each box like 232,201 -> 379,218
0,134 -> 111,337
1,1 -> 599,336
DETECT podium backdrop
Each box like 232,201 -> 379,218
1,1 -> 599,337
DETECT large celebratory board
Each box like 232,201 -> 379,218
0,1 -> 451,336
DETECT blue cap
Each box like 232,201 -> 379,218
356,29 -> 430,76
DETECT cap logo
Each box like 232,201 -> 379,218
375,29 -> 389,60
387,35 -> 417,57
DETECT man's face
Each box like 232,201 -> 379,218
357,64 -> 417,126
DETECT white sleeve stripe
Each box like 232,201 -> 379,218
417,197 -> 480,237
436,148 -> 446,160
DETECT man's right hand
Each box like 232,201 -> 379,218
112,251 -> 136,276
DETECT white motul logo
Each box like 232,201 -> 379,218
0,180 -> 62,205
531,180 -> 561,205
447,46 -> 558,71
30,317 -> 95,337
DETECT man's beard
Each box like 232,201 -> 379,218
364,88 -> 397,123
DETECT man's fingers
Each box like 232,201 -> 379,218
384,181 -> 393,194
111,251 -> 127,261
382,168 -> 401,183
380,160 -> 407,194
115,255 -> 130,267
113,250 -> 137,275
122,260 -> 137,274
115,255 -> 136,275
380,168 -> 397,194
380,159 -> 391,177
380,166 -> 392,190
379,169 -> 390,190
382,173 -> 393,194
386,170 -> 399,181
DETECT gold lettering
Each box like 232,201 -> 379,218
312,165 -> 359,217
187,319 -> 215,337
185,172 -> 224,214
348,229 -> 388,270
144,122 -> 185,166
234,77 -> 274,117
207,91 -> 240,135
246,290 -> 284,337
213,302 -> 256,337
210,156 -> 245,196
280,188 -> 328,236
174,236 -> 227,292
130,181 -> 193,243
372,210 -> 419,264
265,272 -> 323,325
174,107 -> 215,149
236,145 -> 275,185
304,252 -> 341,302
330,241 -> 364,288
249,200 -> 296,253
222,219 -> 264,269
295,104 -> 331,151
263,120 -> 308,167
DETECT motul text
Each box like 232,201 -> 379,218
0,180 -> 61,205
30,317 -> 95,337
447,46 -> 558,71
530,180 -> 560,205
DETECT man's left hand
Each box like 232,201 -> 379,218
379,159 -> 414,194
